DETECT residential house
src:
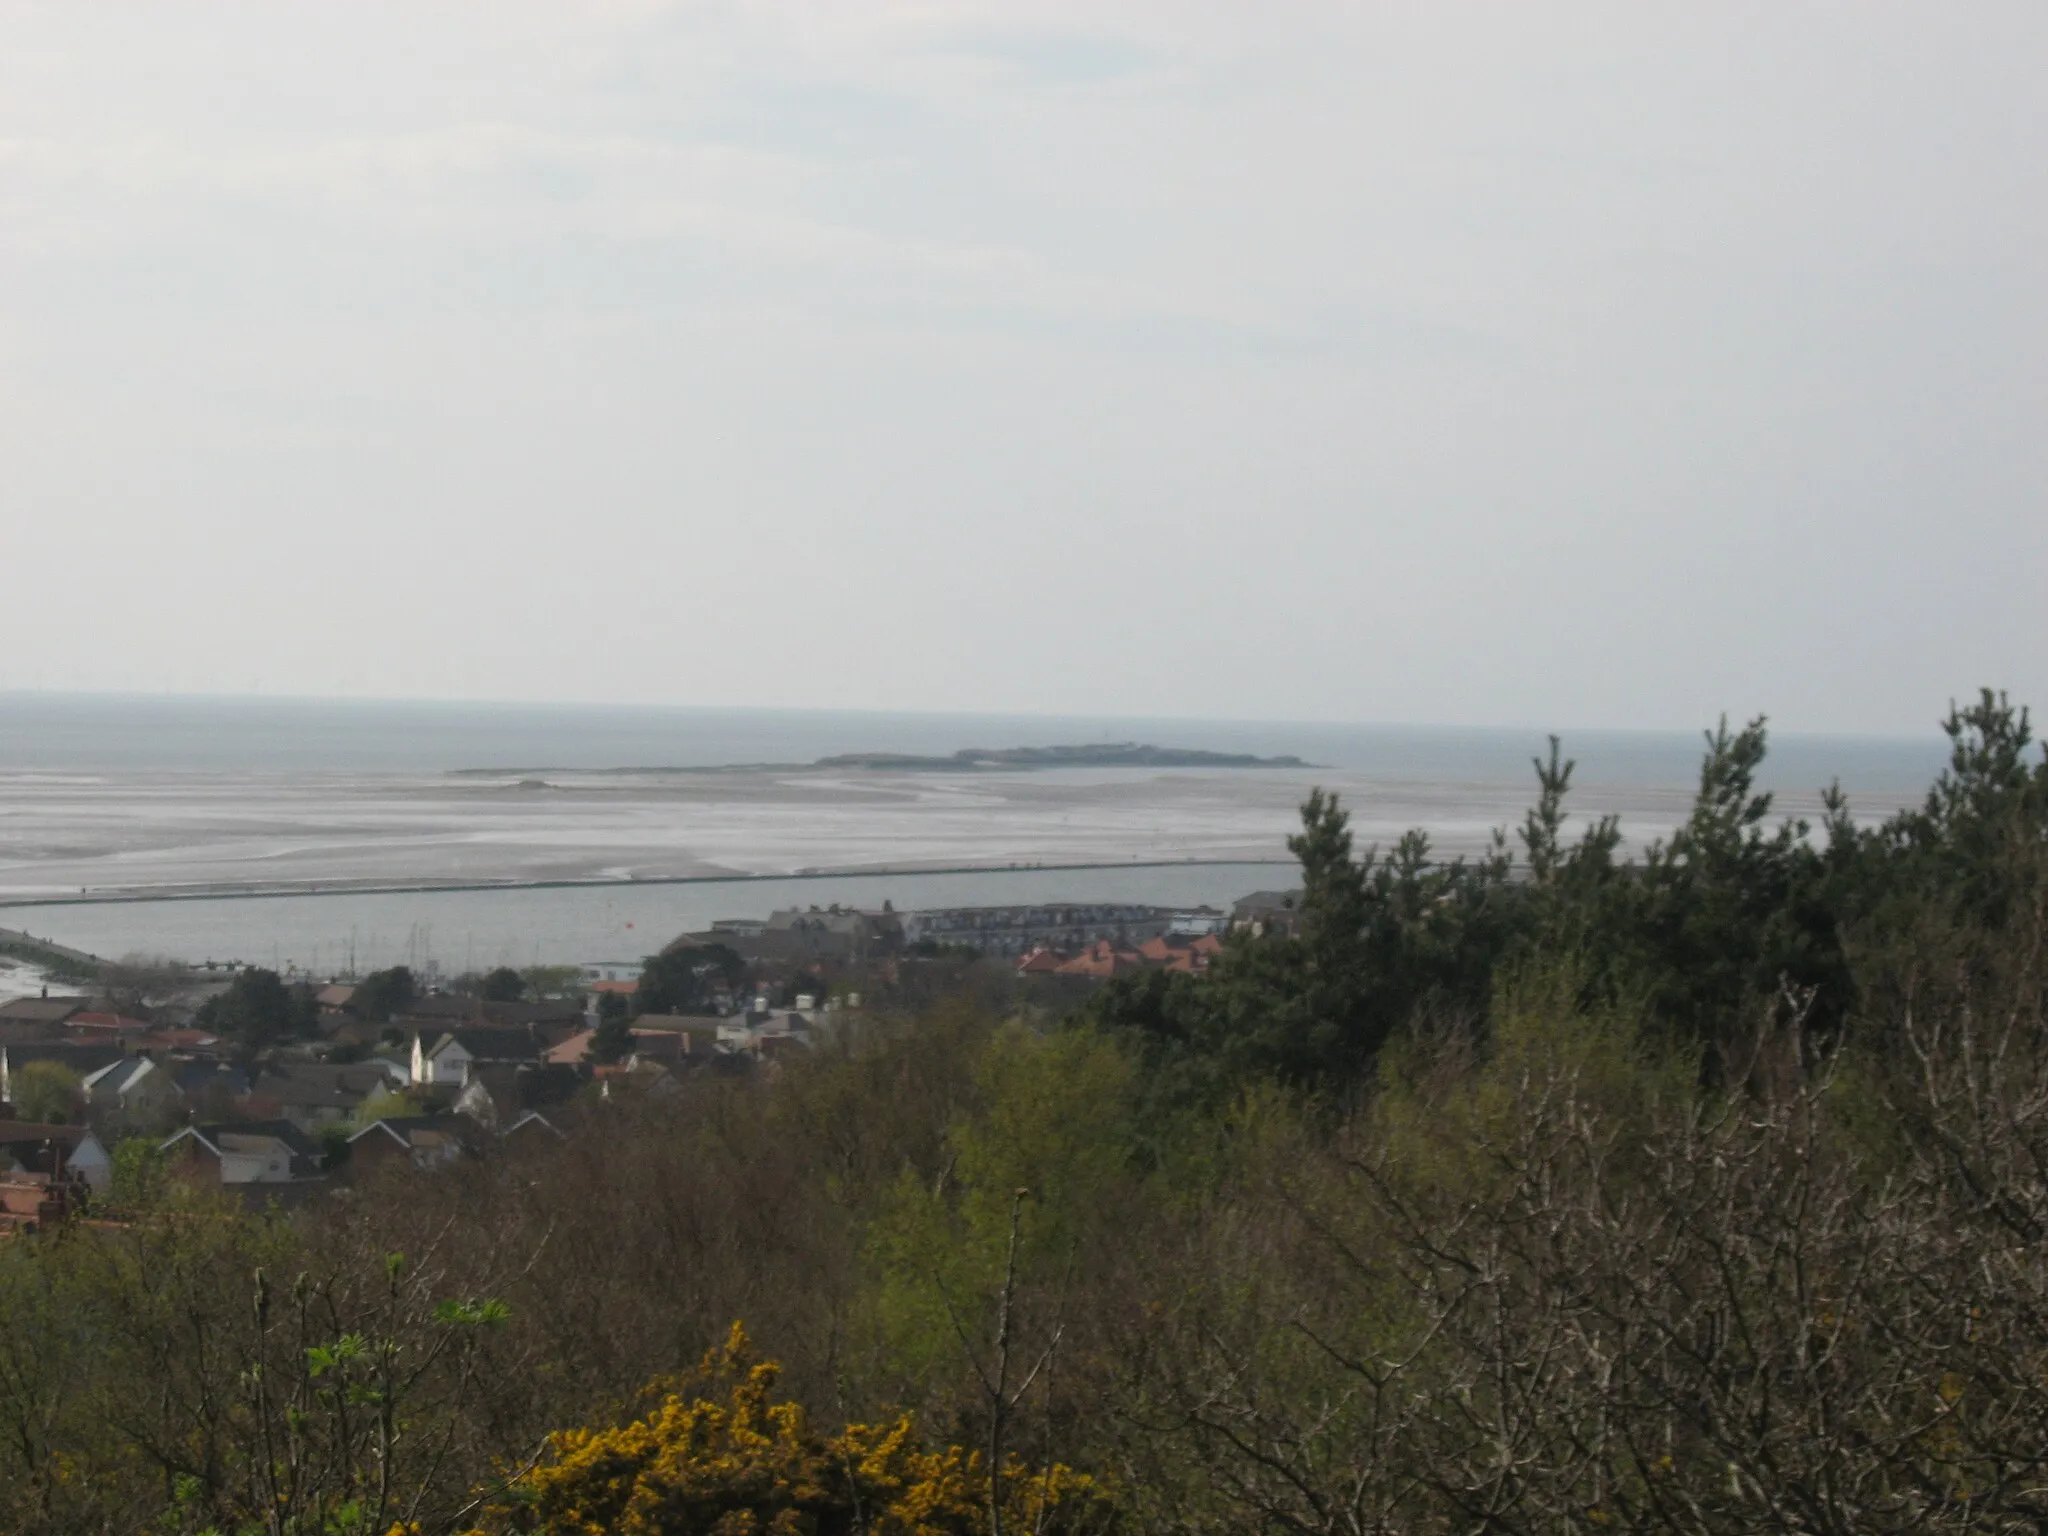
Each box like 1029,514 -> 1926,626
704,918 -> 766,939
395,996 -> 584,1040
586,979 -> 637,1010
0,995 -> 90,1044
1231,890 -> 1304,938
761,907 -> 895,961
320,1012 -> 387,1049
391,994 -> 486,1030
173,1060 -> 250,1120
81,1056 -> 184,1132
245,1062 -> 407,1133
666,907 -> 898,967
69,1128 -> 113,1190
450,1061 -> 581,1129
63,1012 -> 154,1049
595,1057 -> 683,1099
618,1030 -> 684,1068
543,1028 -> 596,1067
901,903 -> 1172,958
706,1011 -> 815,1060
350,1105 -> 564,1176
501,1109 -> 565,1147
139,1026 -> 225,1057
616,1014 -> 725,1057
347,1115 -> 475,1176
161,1120 -> 325,1190
0,1121 -> 111,1190
411,1027 -> 545,1087
1136,932 -> 1226,975
504,1000 -> 604,1049
1015,931 -> 1223,980
1055,940 -> 1146,980
545,1023 -> 711,1074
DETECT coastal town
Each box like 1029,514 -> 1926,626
0,890 -> 1302,1230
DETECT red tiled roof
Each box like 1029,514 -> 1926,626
1054,940 -> 1145,979
545,1030 -> 595,1065
67,1013 -> 152,1031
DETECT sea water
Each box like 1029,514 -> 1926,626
0,693 -> 1948,970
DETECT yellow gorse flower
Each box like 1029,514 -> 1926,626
461,1324 -> 1114,1535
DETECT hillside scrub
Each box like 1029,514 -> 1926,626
0,693 -> 2044,1533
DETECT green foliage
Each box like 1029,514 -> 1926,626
1850,690 -> 2048,927
1,690 -> 2043,1536
635,943 -> 744,1016
10,1059 -> 83,1123
1096,698 -> 2048,1098
196,967 -> 303,1058
520,964 -> 584,1000
590,1011 -> 634,1065
349,965 -> 416,1024
1517,734 -> 1623,925
433,1296 -> 512,1329
866,1026 -> 1136,1387
0,1208 -> 520,1536
1092,788 -> 1518,1097
106,1136 -> 171,1211
478,966 -> 526,1002
351,1084 -> 417,1128
317,1119 -> 355,1169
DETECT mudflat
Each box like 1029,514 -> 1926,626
0,763 -> 1902,904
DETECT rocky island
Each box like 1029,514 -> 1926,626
811,743 -> 1312,770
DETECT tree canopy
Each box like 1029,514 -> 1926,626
194,967 -> 307,1059
636,943 -> 745,1016
478,966 -> 526,1002
2,690 -> 2046,1536
348,964 -> 416,1024
1092,692 -> 2048,1101
9,1061 -> 82,1124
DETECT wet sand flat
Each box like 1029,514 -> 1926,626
0,764 -> 1912,903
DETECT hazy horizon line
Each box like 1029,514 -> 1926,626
0,685 -> 1969,746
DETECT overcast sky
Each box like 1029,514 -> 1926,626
2,2 -> 2042,735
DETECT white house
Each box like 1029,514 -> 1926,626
0,1125 -> 110,1191
66,1129 -> 112,1191
160,1125 -> 309,1185
410,1027 -> 537,1086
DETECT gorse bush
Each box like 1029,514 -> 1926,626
1,692 -> 2044,1534
463,1325 -> 1114,1536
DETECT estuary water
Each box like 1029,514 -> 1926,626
0,694 -> 1946,971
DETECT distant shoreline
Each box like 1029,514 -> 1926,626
446,743 -> 1318,777
0,857 -> 1299,911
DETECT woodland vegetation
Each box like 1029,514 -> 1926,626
3,691 -> 2047,1535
